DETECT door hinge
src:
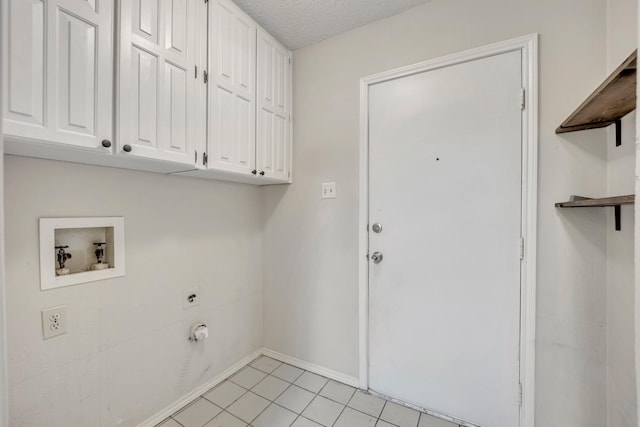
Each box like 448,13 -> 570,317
520,88 -> 526,110
519,237 -> 525,260
195,65 -> 198,79
203,70 -> 208,84
518,383 -> 523,407
203,152 -> 208,166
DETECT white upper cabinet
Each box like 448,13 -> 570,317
3,0 -> 291,183
118,0 -> 205,165
256,29 -> 291,182
3,0 -> 113,150
197,0 -> 292,184
207,0 -> 257,175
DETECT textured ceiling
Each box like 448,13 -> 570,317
232,0 -> 433,50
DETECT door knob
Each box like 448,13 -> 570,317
372,223 -> 382,233
371,252 -> 383,264
122,144 -> 132,152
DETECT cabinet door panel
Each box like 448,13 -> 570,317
236,16 -> 254,97
236,96 -> 254,168
258,109 -> 273,173
166,0 -> 187,54
4,0 -> 45,128
56,9 -> 97,135
273,113 -> 287,175
274,49 -> 287,111
85,0 -> 97,12
215,2 -> 234,85
163,62 -> 188,154
214,86 -> 235,164
131,46 -> 159,148
132,0 -> 159,42
4,0 -> 112,149
256,29 -> 291,181
260,42 -> 273,104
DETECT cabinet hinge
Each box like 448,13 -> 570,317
520,88 -> 525,110
289,58 -> 291,65
204,0 -> 208,3
519,237 -> 525,260
518,383 -> 523,407
195,150 -> 198,164
203,152 -> 208,166
203,70 -> 208,84
195,65 -> 198,79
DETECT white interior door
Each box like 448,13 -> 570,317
368,51 -> 523,427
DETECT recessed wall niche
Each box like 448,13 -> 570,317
39,217 -> 125,290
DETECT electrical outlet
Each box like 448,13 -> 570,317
321,182 -> 336,199
42,305 -> 68,339
183,287 -> 200,309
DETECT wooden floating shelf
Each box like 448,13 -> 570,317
556,195 -> 634,231
556,50 -> 637,134
555,194 -> 635,208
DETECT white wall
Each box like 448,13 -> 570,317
636,1 -> 640,422
606,1 -> 637,426
0,13 -> 9,427
607,112 -> 638,427
0,4 -> 7,421
634,1 -> 640,419
0,139 -> 6,427
262,0 -> 616,425
4,156 -> 263,426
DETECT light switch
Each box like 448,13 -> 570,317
321,182 -> 337,199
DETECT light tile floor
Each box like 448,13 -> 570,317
158,356 -> 461,427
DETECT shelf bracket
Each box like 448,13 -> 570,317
615,119 -> 622,147
615,205 -> 621,231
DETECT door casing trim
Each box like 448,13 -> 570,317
358,33 -> 538,427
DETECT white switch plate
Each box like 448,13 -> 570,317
42,305 -> 68,339
183,287 -> 200,309
321,182 -> 337,199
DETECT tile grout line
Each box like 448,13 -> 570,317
239,362 -> 316,426
289,378 -> 323,427
159,357 -> 451,427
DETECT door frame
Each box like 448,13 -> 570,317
358,34 -> 538,427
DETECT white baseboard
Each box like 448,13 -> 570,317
260,347 -> 360,388
137,349 -> 262,427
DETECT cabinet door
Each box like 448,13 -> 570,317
3,0 -> 113,150
193,0 -> 209,169
208,0 -> 256,174
118,0 -> 201,164
256,29 -> 291,182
